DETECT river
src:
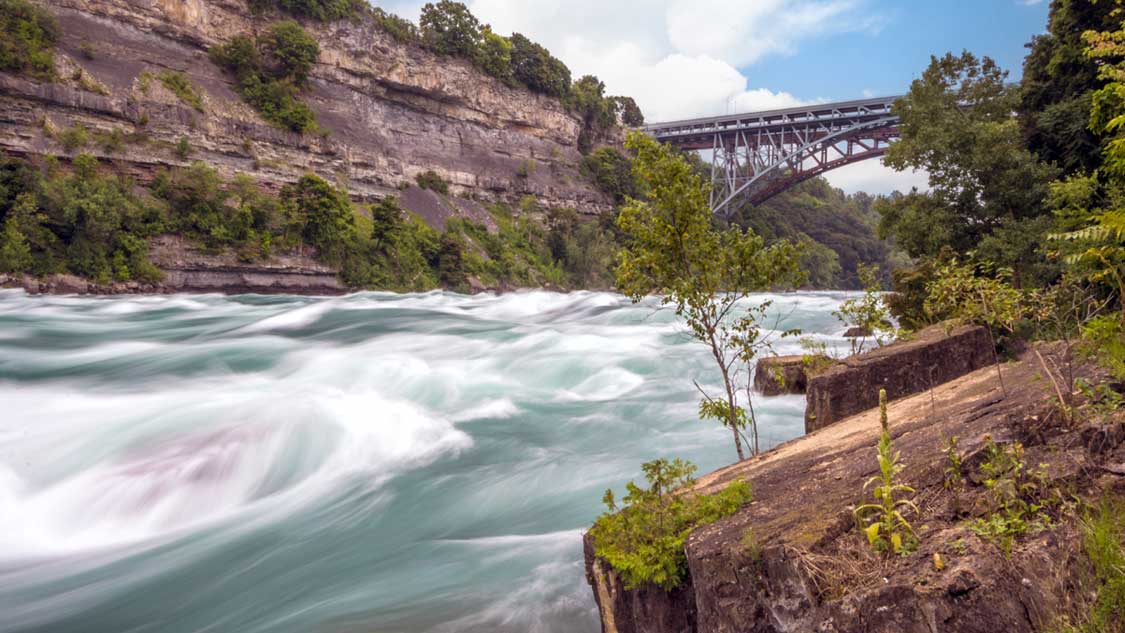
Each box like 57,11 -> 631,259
0,289 -> 853,633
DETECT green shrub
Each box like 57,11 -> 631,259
371,7 -> 418,43
0,0 -> 59,80
968,439 -> 1054,557
415,170 -> 449,194
209,22 -> 321,134
280,173 -> 356,263
251,0 -> 362,22
589,458 -> 752,590
174,136 -> 192,159
581,146 -> 637,204
58,124 -> 89,152
157,71 -> 205,112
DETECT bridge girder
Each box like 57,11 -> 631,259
644,96 -> 902,215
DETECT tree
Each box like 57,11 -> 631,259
419,0 -> 482,58
1019,0 -> 1119,175
0,214 -> 32,272
879,52 -> 1060,287
280,174 -> 356,262
571,75 -> 616,153
612,96 -> 645,127
263,20 -> 320,86
370,195 -> 403,249
616,132 -> 803,461
474,25 -> 513,84
509,33 -> 570,98
581,146 -> 638,204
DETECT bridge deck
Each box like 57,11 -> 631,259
644,95 -> 903,144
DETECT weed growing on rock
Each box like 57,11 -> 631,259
1057,501 -> 1125,633
969,439 -> 1054,556
157,71 -> 205,112
590,458 -> 753,590
944,436 -> 964,491
0,0 -> 59,80
415,170 -> 449,194
855,389 -> 919,555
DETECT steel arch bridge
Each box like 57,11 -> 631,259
642,95 -> 902,216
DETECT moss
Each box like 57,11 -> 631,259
157,70 -> 205,112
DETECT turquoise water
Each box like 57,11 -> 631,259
0,289 -> 852,633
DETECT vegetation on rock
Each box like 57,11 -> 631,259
0,0 -> 58,80
616,131 -> 803,461
589,458 -> 752,590
855,389 -> 918,555
209,21 -> 321,133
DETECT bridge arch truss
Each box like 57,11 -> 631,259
643,95 -> 902,216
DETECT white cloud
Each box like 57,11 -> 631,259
455,0 -> 877,121
380,0 -> 907,192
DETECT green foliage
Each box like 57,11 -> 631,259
509,32 -> 570,99
612,96 -> 645,127
0,155 -> 163,282
727,177 -> 890,289
1059,501 -> 1125,633
0,0 -> 59,80
252,0 -> 362,22
415,170 -> 450,194
174,136 -> 192,160
855,389 -> 919,555
474,25 -> 513,84
581,146 -> 638,204
419,0 -> 481,57
796,234 -> 842,289
1019,0 -> 1118,175
616,132 -> 803,460
834,264 -> 894,354
968,439 -> 1054,557
880,51 -> 1060,288
370,7 -> 418,44
280,173 -> 356,264
0,213 -> 32,272
209,22 -> 321,134
151,162 -> 278,256
570,75 -> 616,153
58,125 -> 88,153
589,458 -> 752,590
943,435 -> 964,491
157,71 -> 205,112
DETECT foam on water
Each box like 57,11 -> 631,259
0,289 -> 855,633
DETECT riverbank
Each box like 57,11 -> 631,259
584,341 -> 1125,633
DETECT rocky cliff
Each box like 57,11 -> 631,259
0,0 -> 613,214
586,344 -> 1125,633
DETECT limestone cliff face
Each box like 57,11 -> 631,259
0,0 -> 613,213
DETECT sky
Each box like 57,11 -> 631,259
378,0 -> 1053,195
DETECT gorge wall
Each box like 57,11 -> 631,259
0,0 -> 614,215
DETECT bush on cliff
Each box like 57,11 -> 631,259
0,155 -> 163,282
209,22 -> 321,134
590,458 -> 752,590
0,0 -> 59,80
251,0 -> 363,22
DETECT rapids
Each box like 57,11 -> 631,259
0,289 -> 854,633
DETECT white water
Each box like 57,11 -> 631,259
0,289 -> 853,632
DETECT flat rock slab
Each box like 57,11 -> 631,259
754,355 -> 825,396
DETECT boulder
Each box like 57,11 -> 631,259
754,355 -> 825,396
805,324 -> 993,433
